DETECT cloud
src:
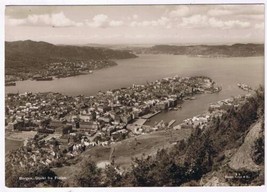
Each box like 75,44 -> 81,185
206,5 -> 264,23
86,14 -> 109,28
237,14 -> 264,21
6,6 -> 59,19
227,5 -> 264,15
130,17 -> 169,28
7,12 -> 124,29
207,9 -> 232,16
86,14 -> 124,28
181,15 -> 207,27
255,22 -> 264,29
6,17 -> 26,26
109,20 -> 123,27
6,12 -> 82,27
207,5 -> 264,17
133,14 -> 138,19
208,17 -> 224,28
50,12 -> 81,27
222,20 -> 251,28
169,6 -> 190,17
181,14 -> 251,29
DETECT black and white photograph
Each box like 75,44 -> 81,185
2,1 -> 265,190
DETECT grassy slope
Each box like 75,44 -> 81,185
52,128 -> 191,178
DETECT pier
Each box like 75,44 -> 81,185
168,120 -> 176,128
141,111 -> 161,119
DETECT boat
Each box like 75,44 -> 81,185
5,81 -> 16,86
35,76 -> 53,81
184,96 -> 196,100
56,74 -> 66,78
168,120 -> 176,128
237,83 -> 252,91
173,106 -> 181,110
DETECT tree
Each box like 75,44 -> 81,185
104,164 -> 122,187
6,164 -> 58,188
71,159 -> 102,187
130,155 -> 156,186
251,127 -> 264,165
40,118 -> 51,128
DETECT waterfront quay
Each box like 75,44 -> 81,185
5,75 -> 221,170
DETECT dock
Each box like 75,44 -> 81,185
5,82 -> 16,86
141,111 -> 161,119
168,120 -> 176,128
155,120 -> 164,127
133,119 -> 147,126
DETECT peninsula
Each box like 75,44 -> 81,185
5,40 -> 137,82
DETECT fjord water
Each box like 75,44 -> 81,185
5,55 -> 264,126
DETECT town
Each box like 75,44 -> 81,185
5,59 -> 117,84
5,76 -> 221,171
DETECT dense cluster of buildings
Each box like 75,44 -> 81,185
5,59 -> 117,83
173,93 -> 251,131
6,75 -> 221,169
45,60 -> 116,79
6,133 -> 99,171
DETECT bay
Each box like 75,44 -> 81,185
5,54 -> 264,126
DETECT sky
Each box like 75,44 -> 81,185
5,4 -> 265,45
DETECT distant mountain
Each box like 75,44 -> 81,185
79,43 -> 156,50
133,43 -> 264,57
5,40 -> 137,72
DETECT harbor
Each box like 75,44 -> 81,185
237,83 -> 252,92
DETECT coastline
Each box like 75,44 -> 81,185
5,75 -> 219,161
52,90 -> 259,177
5,61 -> 118,84
5,54 -> 264,88
5,84 -> 264,187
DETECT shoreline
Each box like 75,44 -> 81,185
5,73 -> 262,184
5,75 -> 220,148
5,89 -> 261,183
4,88 -> 252,154
53,91 -> 258,176
5,54 -> 263,91
5,62 -> 118,85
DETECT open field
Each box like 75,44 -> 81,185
5,131 -> 37,153
5,130 -> 37,141
5,139 -> 23,153
53,128 -> 192,178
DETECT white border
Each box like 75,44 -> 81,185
0,0 -> 266,192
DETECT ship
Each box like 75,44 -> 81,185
237,83 -> 252,91
5,81 -> 16,86
35,76 -> 53,81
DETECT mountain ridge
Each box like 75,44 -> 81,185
5,40 -> 137,77
133,43 -> 264,57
